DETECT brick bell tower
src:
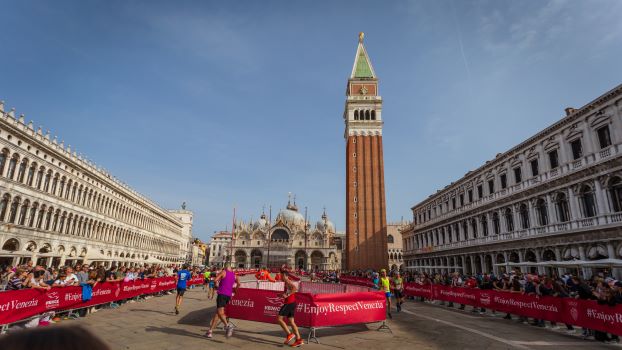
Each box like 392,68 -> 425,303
344,33 -> 388,271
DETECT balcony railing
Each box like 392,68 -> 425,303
411,145 -> 620,231
408,212 -> 621,255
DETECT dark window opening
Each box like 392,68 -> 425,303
570,139 -> 583,160
597,125 -> 612,149
548,150 -> 559,169
514,167 -> 522,183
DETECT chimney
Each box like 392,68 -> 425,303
565,107 -> 576,116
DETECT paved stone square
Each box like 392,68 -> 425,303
53,287 -> 617,350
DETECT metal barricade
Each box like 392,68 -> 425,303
238,281 -> 285,291
344,284 -> 373,293
299,282 -> 346,295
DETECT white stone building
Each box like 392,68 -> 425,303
402,84 -> 622,279
168,208 -> 194,263
211,198 -> 343,271
207,231 -> 232,268
387,221 -> 406,271
0,101 -> 189,268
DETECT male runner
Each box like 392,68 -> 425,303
208,267 -> 217,300
206,263 -> 239,339
379,269 -> 392,319
393,271 -> 404,312
277,265 -> 303,347
175,264 -> 191,315
203,269 -> 211,292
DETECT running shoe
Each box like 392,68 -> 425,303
290,339 -> 304,347
284,333 -> 296,344
225,324 -> 234,338
175,306 -> 179,315
205,330 -> 213,338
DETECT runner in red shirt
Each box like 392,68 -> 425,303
277,265 -> 302,347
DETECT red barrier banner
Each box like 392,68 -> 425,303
296,291 -> 386,327
338,275 -> 375,288
392,282 -> 622,336
0,276 -> 198,325
225,288 -> 386,328
403,283 -> 432,299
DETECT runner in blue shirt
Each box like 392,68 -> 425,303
175,264 -> 191,315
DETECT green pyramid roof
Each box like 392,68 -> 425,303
354,49 -> 373,78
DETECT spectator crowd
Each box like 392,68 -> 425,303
344,267 -> 622,344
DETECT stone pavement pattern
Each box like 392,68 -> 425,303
64,287 -> 615,350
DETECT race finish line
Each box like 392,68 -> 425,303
225,281 -> 391,343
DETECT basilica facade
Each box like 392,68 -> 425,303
223,199 -> 343,271
0,101 -> 192,268
402,84 -> 622,279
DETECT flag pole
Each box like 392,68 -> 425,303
267,205 -> 272,269
230,207 -> 236,266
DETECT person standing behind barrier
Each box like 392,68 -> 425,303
379,269 -> 392,319
174,264 -> 191,315
206,263 -> 240,339
277,265 -> 303,347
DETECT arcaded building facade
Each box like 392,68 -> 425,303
0,101 -> 190,268
224,199 -> 342,271
345,33 -> 388,271
402,84 -> 622,279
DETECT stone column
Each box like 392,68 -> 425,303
594,179 -> 608,217
527,200 -> 537,228
479,254 -> 486,274
513,206 -> 521,231
578,245 -> 590,279
499,210 -> 507,234
554,246 -> 563,276
535,248 -> 545,275
546,194 -> 557,225
568,187 -> 580,221
470,255 -> 477,275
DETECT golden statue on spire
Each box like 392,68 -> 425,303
359,32 -> 364,43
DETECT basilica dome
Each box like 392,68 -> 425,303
276,200 -> 305,227
316,211 -> 335,232
277,208 -> 305,226
253,214 -> 268,230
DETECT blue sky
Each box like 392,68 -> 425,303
1,1 -> 621,241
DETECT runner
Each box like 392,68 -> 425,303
393,271 -> 404,313
203,269 -> 211,292
206,263 -> 239,339
208,267 -> 217,300
174,264 -> 191,315
379,269 -> 392,319
276,265 -> 303,347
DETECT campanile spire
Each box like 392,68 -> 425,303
344,33 -> 388,271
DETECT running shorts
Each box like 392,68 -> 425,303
176,287 -> 186,296
216,294 -> 231,308
278,303 -> 296,318
394,290 -> 403,299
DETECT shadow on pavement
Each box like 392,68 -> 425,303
129,308 -> 174,316
177,307 -> 216,326
144,325 -> 224,344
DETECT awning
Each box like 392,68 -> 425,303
0,250 -> 35,257
85,250 -> 114,261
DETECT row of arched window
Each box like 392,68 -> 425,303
389,251 -> 402,261
0,192 -> 178,256
408,178 -> 622,250
0,147 -> 177,236
353,109 -> 376,121
413,123 -> 615,226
